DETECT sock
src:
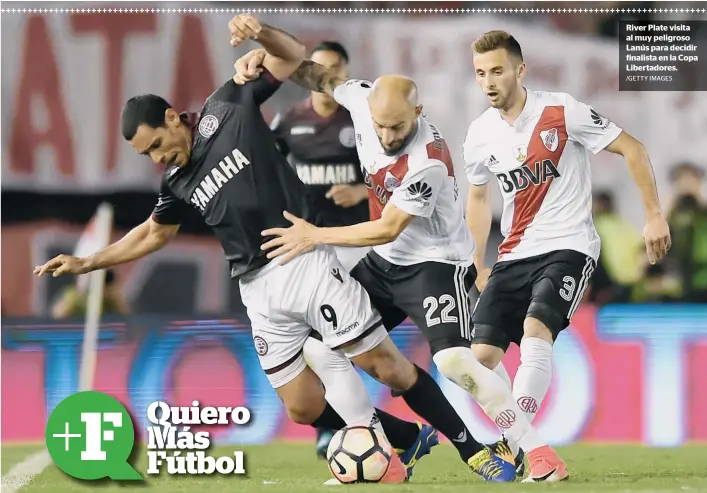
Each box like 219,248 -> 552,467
303,338 -> 386,437
493,361 -> 512,389
311,403 -> 345,430
492,361 -> 516,453
433,346 -> 545,454
401,365 -> 484,462
310,403 -> 419,451
377,409 -> 419,451
513,337 -> 553,422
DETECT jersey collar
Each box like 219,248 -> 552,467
180,111 -> 200,139
495,87 -> 535,129
177,111 -> 201,170
516,88 -> 536,126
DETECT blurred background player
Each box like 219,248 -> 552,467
270,41 -> 369,456
51,269 -> 130,319
464,30 -> 671,481
666,162 -> 707,302
271,41 -> 369,272
588,191 -> 645,305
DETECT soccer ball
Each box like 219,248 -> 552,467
326,426 -> 393,483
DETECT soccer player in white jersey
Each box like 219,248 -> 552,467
234,45 -> 567,482
463,31 -> 672,481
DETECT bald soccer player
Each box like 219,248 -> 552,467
234,49 -> 564,481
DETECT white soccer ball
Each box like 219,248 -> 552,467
326,426 -> 393,483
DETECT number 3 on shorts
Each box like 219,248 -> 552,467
559,276 -> 575,301
423,295 -> 458,327
320,304 -> 338,330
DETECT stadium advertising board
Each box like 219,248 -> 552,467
3,304 -> 706,447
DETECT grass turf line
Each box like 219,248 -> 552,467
1,442 -> 706,492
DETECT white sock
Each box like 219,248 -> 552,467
513,337 -> 553,423
491,361 -> 518,454
433,346 -> 545,454
493,361 -> 512,389
302,337 -> 386,438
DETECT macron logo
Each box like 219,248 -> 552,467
406,181 -> 433,201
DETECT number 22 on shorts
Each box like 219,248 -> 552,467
423,295 -> 458,327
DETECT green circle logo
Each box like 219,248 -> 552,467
45,391 -> 142,481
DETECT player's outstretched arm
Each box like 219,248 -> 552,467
260,206 -> 414,264
33,218 -> 178,278
312,204 -> 414,247
604,131 -> 671,264
289,60 -> 348,97
228,15 -> 305,81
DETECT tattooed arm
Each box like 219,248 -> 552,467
289,60 -> 349,97
232,51 -> 369,110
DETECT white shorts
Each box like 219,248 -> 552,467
334,246 -> 371,272
239,246 -> 385,389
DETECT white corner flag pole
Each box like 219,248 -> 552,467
77,202 -> 114,392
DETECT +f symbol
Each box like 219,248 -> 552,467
53,422 -> 82,451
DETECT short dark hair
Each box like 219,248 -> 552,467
121,94 -> 173,140
472,31 -> 523,62
594,190 -> 614,211
311,41 -> 349,64
670,161 -> 704,182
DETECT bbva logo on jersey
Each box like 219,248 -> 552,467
496,159 -> 560,194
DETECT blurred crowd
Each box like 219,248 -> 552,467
589,161 -> 707,304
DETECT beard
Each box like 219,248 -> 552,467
379,122 -> 419,156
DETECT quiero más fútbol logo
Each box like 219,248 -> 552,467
45,391 -> 142,480
46,391 -> 252,479
145,400 -> 249,475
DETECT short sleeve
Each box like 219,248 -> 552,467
211,69 -> 283,107
151,179 -> 187,225
389,163 -> 446,218
463,125 -> 490,185
564,94 -> 623,155
333,79 -> 373,111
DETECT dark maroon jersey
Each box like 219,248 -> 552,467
271,98 -> 368,227
151,71 -> 316,279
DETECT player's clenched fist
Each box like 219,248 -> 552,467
229,13 -> 263,47
33,254 -> 91,277
233,49 -> 267,85
643,214 -> 671,265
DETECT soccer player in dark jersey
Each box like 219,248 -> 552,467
270,40 -> 373,458
32,14 -> 504,483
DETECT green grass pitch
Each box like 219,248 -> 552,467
2,442 -> 706,492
